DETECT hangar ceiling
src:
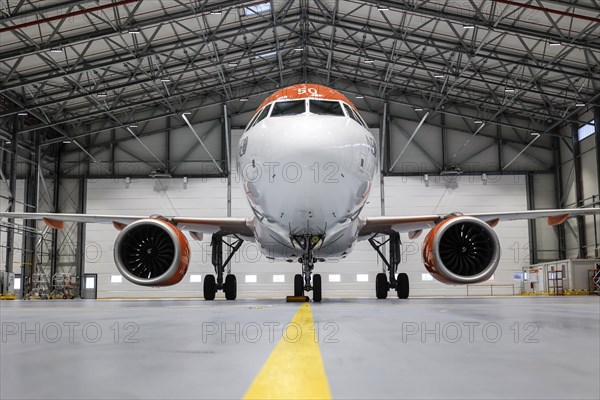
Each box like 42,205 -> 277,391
0,0 -> 599,175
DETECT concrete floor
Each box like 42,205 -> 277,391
1,296 -> 598,399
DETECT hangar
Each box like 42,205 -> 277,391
1,1 -> 599,399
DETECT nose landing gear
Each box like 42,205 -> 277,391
290,234 -> 323,302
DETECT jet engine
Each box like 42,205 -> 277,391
423,216 -> 500,284
114,219 -> 190,286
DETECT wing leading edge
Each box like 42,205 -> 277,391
358,208 -> 600,238
0,212 -> 255,238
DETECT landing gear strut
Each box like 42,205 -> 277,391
204,234 -> 243,301
369,232 -> 410,299
291,234 -> 323,302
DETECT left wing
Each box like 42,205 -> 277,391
357,208 -> 600,238
0,212 -> 255,238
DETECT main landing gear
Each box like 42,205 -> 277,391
291,235 -> 323,302
204,234 -> 243,301
369,231 -> 410,299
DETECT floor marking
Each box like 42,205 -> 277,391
244,303 -> 331,400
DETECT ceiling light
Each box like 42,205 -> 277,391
97,93 -> 108,97
62,140 -> 72,144
183,112 -> 192,115
210,9 -> 222,15
5,141 -> 11,145
377,4 -> 389,11
50,48 -> 63,53
255,51 -> 277,59
434,74 -> 445,78
129,125 -> 138,128
504,88 -> 515,93
160,78 -> 171,82
127,28 -> 140,34
240,98 -> 249,102
575,102 -> 586,107
228,61 -> 239,66
355,95 -> 364,99
474,120 -> 484,124
17,112 -> 28,116
414,107 -> 424,111
364,59 -> 374,64
463,25 -> 475,29
294,47 -> 304,51
549,42 -> 562,46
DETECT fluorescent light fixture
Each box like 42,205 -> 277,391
504,88 -> 515,93
255,51 -> 277,59
355,95 -> 364,99
239,98 -> 249,102
575,102 -> 586,107
377,4 -> 389,11
549,42 -> 561,46
50,48 -> 63,53
17,112 -> 27,116
364,58 -> 374,64
62,140 -> 72,144
160,78 -> 171,82
183,111 -> 192,115
5,141 -> 11,145
294,47 -> 304,51
463,25 -> 475,29
97,93 -> 108,97
474,120 -> 484,124
434,74 -> 445,78
127,28 -> 140,34
414,107 -> 424,111
210,9 -> 222,15
190,274 -> 202,283
228,61 -> 239,66
129,125 -> 138,128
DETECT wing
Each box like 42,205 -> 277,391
357,208 -> 600,238
0,212 -> 254,238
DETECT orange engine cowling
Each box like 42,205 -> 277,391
113,219 -> 190,286
423,216 -> 500,284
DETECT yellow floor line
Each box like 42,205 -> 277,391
244,303 -> 331,400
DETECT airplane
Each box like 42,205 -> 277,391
2,83 -> 599,302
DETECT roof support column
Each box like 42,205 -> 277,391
553,135 -> 567,260
571,123 -> 587,258
526,172 -> 538,265
21,132 -> 40,297
4,116 -> 18,274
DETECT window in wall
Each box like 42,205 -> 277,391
578,120 -> 595,141
310,100 -> 345,116
271,100 -> 306,117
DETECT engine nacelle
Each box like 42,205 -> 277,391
114,219 -> 190,286
423,216 -> 500,284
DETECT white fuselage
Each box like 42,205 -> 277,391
238,98 -> 376,260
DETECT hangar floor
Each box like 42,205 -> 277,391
1,296 -> 599,400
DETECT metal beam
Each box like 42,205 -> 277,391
571,123 -> 587,258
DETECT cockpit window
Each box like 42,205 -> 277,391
271,100 -> 306,117
343,104 -> 367,128
247,105 -> 271,130
310,100 -> 344,116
